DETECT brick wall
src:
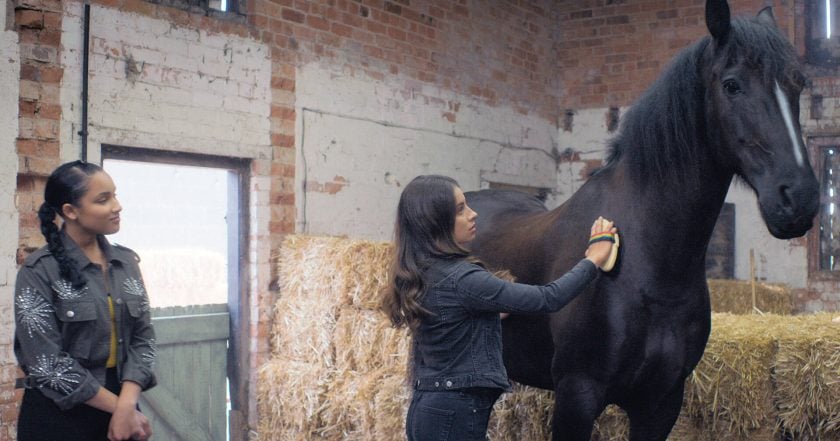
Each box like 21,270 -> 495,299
556,0 -> 795,109
4,0 -> 835,439
0,0 -> 19,437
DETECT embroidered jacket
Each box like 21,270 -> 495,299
14,231 -> 157,410
412,258 -> 598,392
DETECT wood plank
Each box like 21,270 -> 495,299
152,312 -> 229,345
141,380 -> 216,441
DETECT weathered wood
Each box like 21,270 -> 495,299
141,304 -> 230,441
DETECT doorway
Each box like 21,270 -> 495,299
102,146 -> 249,441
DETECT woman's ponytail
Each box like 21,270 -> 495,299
39,160 -> 103,288
38,202 -> 84,287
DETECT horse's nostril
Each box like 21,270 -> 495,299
779,185 -> 794,208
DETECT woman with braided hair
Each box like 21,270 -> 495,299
380,175 -> 618,441
14,160 -> 156,441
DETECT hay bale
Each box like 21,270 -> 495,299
271,236 -> 350,361
373,372 -> 412,439
263,235 -> 840,441
773,313 -> 840,440
684,314 -> 779,441
707,279 -> 792,315
256,359 -> 331,440
336,240 -> 393,309
488,384 -> 553,441
319,367 -> 411,441
592,405 -> 630,441
333,307 -> 410,372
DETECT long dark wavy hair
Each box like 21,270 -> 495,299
380,175 -> 472,331
38,160 -> 104,288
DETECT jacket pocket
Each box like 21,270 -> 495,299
55,300 -> 97,360
125,298 -> 146,319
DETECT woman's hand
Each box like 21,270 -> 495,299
108,404 -> 151,441
107,381 -> 151,440
108,403 -> 151,441
585,217 -> 618,269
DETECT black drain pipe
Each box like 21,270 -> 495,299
79,2 -> 90,161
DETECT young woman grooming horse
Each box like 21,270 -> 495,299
380,174 -> 617,441
14,160 -> 156,441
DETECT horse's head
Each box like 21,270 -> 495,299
704,0 -> 819,239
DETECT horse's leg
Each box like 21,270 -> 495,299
550,374 -> 606,441
626,381 -> 685,441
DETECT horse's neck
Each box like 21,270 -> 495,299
576,156 -> 733,274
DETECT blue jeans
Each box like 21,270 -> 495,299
406,387 -> 503,441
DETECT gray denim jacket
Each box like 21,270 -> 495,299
412,257 -> 598,392
14,232 -> 157,410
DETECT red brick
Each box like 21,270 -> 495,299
16,9 -> 44,29
39,103 -> 61,119
331,22 -> 353,38
41,11 -> 60,29
121,0 -> 156,17
38,29 -> 61,47
19,100 -> 37,117
269,105 -> 295,120
39,66 -> 63,83
281,8 -> 305,24
307,15 -> 330,31
271,134 -> 294,148
20,64 -> 39,81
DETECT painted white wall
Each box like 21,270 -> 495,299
295,62 -> 560,240
59,2 -> 272,162
0,0 -> 20,381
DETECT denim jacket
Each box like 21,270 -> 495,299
412,257 -> 598,392
14,232 -> 157,410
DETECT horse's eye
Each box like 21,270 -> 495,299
723,80 -> 742,96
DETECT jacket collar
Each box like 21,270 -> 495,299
59,230 -> 131,270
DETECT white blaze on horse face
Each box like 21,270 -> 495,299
774,81 -> 805,168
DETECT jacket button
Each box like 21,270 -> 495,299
115,298 -> 123,305
445,380 -> 453,388
118,338 -> 123,343
66,310 -> 75,318
434,381 -> 439,387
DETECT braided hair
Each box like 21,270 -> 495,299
38,160 -> 104,288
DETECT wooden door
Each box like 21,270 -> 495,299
140,304 -> 230,441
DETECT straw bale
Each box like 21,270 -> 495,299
707,279 -> 792,315
488,384 -> 553,441
373,372 -> 412,439
772,313 -> 840,440
272,236 -> 354,361
256,359 -> 331,440
683,313 -> 779,440
336,240 -> 393,309
592,405 -> 630,441
333,307 -> 410,372
318,367 -> 411,441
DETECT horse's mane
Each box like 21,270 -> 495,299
593,16 -> 802,186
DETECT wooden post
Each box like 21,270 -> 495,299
749,249 -> 761,314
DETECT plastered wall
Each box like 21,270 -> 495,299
295,62 -> 559,240
58,2 -> 272,161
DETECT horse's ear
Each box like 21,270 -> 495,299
706,0 -> 731,42
756,6 -> 777,27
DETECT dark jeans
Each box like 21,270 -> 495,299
406,387 -> 503,441
18,368 -> 120,441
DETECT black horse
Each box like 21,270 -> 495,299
466,1 -> 819,440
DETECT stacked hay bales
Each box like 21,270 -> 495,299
259,235 -> 840,441
707,279 -> 793,315
258,235 -> 409,440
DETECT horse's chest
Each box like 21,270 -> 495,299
624,323 -> 706,390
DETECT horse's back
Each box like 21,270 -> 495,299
465,189 -> 547,224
